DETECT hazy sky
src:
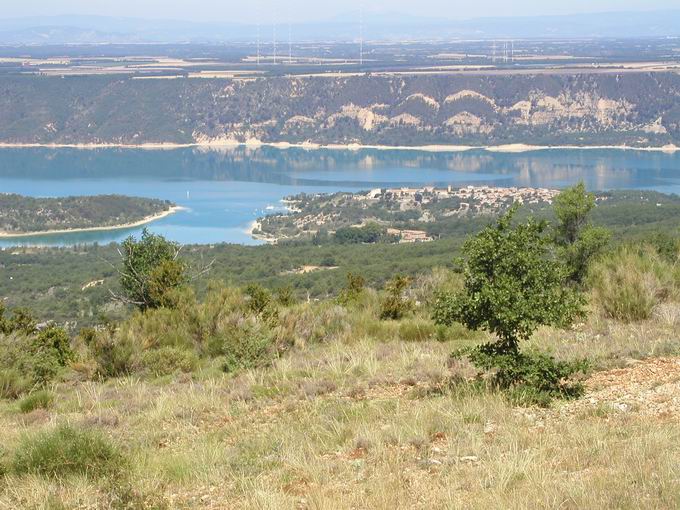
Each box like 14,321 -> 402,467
3,0 -> 678,23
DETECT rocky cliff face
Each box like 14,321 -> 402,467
2,73 -> 680,147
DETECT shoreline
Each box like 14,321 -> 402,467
0,206 -> 184,239
0,141 -> 678,154
246,219 -> 278,244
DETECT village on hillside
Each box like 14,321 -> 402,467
254,185 -> 560,243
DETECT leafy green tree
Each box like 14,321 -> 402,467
553,182 -> 610,283
118,229 -> 188,310
434,206 -> 583,354
334,223 -> 387,244
433,207 -> 587,403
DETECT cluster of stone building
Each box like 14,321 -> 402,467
364,185 -> 559,210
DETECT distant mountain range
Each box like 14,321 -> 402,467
0,10 -> 680,45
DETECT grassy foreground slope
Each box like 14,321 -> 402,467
1,290 -> 679,508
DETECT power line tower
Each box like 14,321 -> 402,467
273,11 -> 277,64
256,1 -> 261,65
359,1 -> 364,67
288,14 -> 292,64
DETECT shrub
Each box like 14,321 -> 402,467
412,267 -> 463,308
380,275 -> 413,320
88,331 -> 135,378
648,231 -> 680,263
0,368 -> 31,399
33,326 -> 73,367
279,303 -> 350,346
454,346 -> 588,406
84,285 -> 282,378
19,390 -> 54,414
118,229 -> 188,310
337,273 -> 366,306
435,207 -> 586,405
589,245 -> 672,322
0,330 -> 66,396
275,286 -> 296,306
0,305 -> 37,336
138,347 -> 198,377
244,284 -> 279,324
211,320 -> 275,373
12,424 -> 125,479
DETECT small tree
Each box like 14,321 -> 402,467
553,182 -> 610,283
434,207 -> 583,353
433,207 -> 587,404
117,229 -> 188,310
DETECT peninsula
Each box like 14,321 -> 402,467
0,194 -> 178,237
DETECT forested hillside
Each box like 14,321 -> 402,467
2,73 -> 680,147
0,194 -> 173,234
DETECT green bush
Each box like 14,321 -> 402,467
589,245 -> 672,322
553,182 -> 610,284
337,273 -> 366,306
119,229 -> 188,310
275,286 -> 296,306
245,284 -> 279,324
211,321 -> 275,373
87,330 -> 135,378
0,327 -> 70,395
33,326 -> 73,367
83,285 -> 281,378
12,424 -> 125,479
455,346 -> 588,406
139,347 -> 198,376
18,390 -> 54,413
0,305 -> 37,336
434,322 -> 484,343
278,303 -> 350,345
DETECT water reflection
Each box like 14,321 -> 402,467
0,146 -> 679,247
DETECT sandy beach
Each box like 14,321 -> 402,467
0,140 -> 677,154
0,206 -> 184,238
246,219 -> 278,244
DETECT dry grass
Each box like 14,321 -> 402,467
1,306 -> 680,509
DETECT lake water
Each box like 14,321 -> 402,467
1,146 -> 680,247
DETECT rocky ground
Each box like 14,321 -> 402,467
560,357 -> 680,419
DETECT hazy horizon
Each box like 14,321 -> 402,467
1,1 -> 679,24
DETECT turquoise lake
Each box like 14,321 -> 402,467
1,146 -> 680,247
